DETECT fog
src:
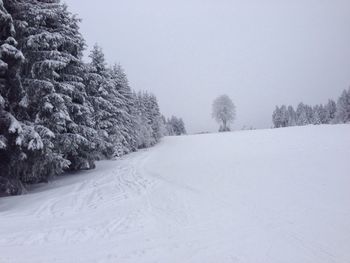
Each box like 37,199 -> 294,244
64,0 -> 350,133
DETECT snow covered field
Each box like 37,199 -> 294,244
0,125 -> 350,263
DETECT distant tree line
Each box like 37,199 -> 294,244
163,116 -> 186,136
272,88 -> 350,128
0,0 -> 186,196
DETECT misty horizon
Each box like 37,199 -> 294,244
64,0 -> 350,133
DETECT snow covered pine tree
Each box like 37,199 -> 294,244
0,0 -> 27,195
335,88 -> 350,123
7,0 -> 97,180
85,44 -> 130,158
0,0 -> 167,196
110,64 -> 139,153
271,95 -> 343,129
165,116 -> 186,136
0,1 -> 45,195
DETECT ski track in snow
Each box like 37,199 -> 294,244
0,125 -> 350,263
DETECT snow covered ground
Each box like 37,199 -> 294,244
0,125 -> 350,263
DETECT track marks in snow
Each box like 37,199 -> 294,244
0,151 -> 160,247
1,125 -> 350,263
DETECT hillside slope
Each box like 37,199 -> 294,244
0,125 -> 350,263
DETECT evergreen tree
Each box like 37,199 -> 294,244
305,104 -> 314,124
296,103 -> 308,126
0,0 -> 26,195
177,118 -> 186,135
147,93 -> 163,143
318,104 -> 327,124
134,91 -> 153,148
166,116 -> 186,135
7,0 -> 97,178
272,106 -> 281,128
312,105 -> 322,125
165,117 -> 174,136
160,115 -> 168,136
0,1 -> 49,193
287,105 -> 296,126
335,88 -> 350,123
110,64 -> 138,153
325,99 -> 337,123
84,44 -> 117,158
279,105 -> 288,127
85,45 -> 144,158
317,105 -> 325,124
272,105 -> 289,128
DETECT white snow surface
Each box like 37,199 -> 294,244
1,125 -> 350,263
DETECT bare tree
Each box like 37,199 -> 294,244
212,95 -> 236,132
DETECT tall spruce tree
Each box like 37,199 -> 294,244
279,105 -> 288,127
287,105 -> 296,126
272,106 -> 282,128
85,44 -> 114,158
56,7 -> 96,170
110,64 -> 138,154
296,103 -> 308,126
1,1 -> 49,193
0,0 -> 26,195
325,99 -> 337,123
146,93 -> 163,143
6,0 -> 96,178
85,44 -> 133,158
134,91 -> 154,148
312,105 -> 322,125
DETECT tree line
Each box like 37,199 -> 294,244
164,116 -> 186,136
272,88 -> 350,128
0,0 -> 185,196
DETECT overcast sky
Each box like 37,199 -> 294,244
64,0 -> 350,133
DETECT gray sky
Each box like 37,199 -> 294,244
64,0 -> 350,133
